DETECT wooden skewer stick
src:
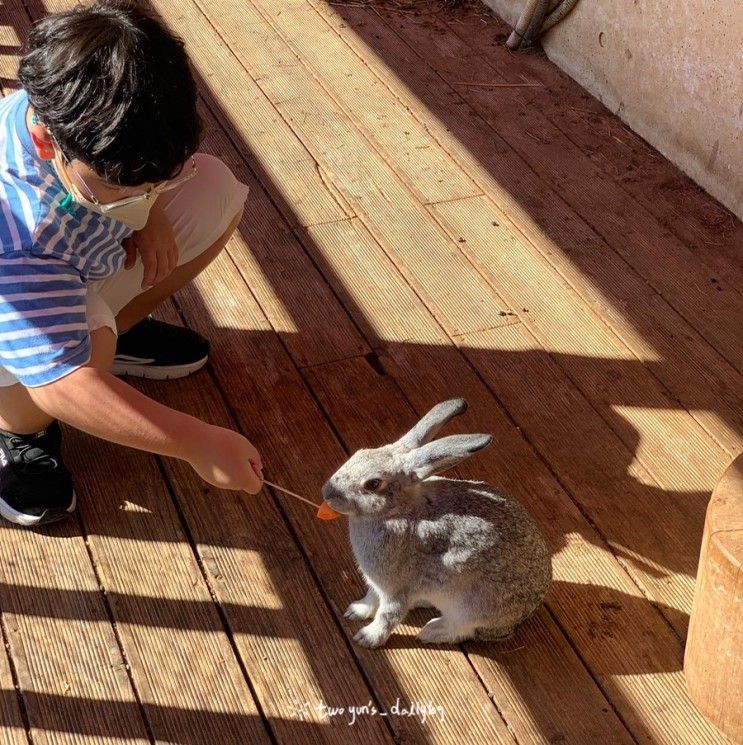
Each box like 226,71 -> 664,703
263,479 -> 321,509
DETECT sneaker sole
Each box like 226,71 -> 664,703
110,356 -> 209,380
0,491 -> 76,527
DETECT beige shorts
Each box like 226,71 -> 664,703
0,153 -> 249,388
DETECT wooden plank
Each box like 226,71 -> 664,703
233,0 -> 460,209
460,322 -> 702,628
301,217 -> 724,743
200,104 -> 371,367
0,522 -> 151,744
202,2 -> 743,460
165,0 -> 510,339
60,428 -> 273,745
315,2 -> 743,374
131,304 -> 394,745
218,1 -> 482,206
429,195 -> 728,490
439,5 -> 743,292
303,0 -> 743,458
467,609 -> 636,745
164,16 -> 354,231
0,625 -> 29,745
173,251 -> 515,743
303,355 -> 635,745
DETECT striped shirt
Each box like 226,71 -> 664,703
0,89 -> 132,387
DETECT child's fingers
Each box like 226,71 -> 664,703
244,469 -> 263,495
169,239 -> 179,275
247,443 -> 263,470
154,255 -> 169,285
123,238 -> 137,270
144,247 -> 171,288
141,249 -> 157,288
155,242 -> 178,283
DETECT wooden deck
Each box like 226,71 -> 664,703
2,0 -> 742,742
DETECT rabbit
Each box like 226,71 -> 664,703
321,398 -> 552,648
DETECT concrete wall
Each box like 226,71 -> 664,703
483,0 -> 743,219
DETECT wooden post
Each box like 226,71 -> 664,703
684,453 -> 743,742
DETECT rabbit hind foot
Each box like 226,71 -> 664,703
418,616 -> 477,645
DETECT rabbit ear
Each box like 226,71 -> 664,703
404,433 -> 492,480
393,399 -> 469,452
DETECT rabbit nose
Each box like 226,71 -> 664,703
321,482 -> 344,501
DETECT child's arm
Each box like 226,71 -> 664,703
28,366 -> 263,493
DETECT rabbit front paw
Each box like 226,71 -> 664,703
345,599 -> 377,620
353,621 -> 391,648
345,588 -> 379,620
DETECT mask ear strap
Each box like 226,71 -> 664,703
59,192 -> 75,214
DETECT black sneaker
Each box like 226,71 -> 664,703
111,317 -> 210,380
0,421 -> 76,526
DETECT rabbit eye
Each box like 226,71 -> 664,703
364,478 -> 382,491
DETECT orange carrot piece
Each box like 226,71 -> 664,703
317,501 -> 342,520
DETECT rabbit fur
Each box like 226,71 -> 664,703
322,398 -> 552,648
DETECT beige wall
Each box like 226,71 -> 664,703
483,0 -> 743,219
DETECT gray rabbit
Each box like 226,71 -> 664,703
321,399 -> 552,648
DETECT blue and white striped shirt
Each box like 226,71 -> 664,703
0,89 -> 132,387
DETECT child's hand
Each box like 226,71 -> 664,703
123,201 -> 179,289
188,425 -> 264,494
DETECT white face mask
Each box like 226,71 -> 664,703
51,148 -> 155,231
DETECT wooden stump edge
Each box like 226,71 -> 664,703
684,452 -> 743,742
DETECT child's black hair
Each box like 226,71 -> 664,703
18,0 -> 203,186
